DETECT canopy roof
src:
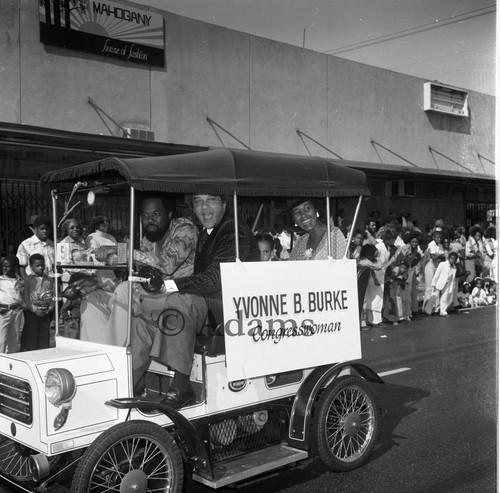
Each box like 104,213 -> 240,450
41,147 -> 370,198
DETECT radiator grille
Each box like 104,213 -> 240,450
0,374 -> 32,425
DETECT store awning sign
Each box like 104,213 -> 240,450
39,0 -> 165,66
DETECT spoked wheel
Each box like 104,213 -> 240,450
71,420 -> 184,493
0,436 -> 59,482
312,376 -> 380,471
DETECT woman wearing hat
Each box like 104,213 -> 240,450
85,215 -> 117,252
289,199 -> 347,261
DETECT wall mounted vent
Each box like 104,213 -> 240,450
122,127 -> 155,141
423,82 -> 469,117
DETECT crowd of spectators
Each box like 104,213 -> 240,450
0,214 -> 112,354
348,210 -> 497,327
255,207 -> 497,328
0,205 -> 497,354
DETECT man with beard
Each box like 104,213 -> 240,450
79,195 -> 198,345
131,194 -> 259,409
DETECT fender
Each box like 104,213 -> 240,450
287,361 -> 383,449
105,398 -> 213,479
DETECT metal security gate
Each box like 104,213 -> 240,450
465,202 -> 496,230
0,179 -> 51,257
0,180 -> 131,257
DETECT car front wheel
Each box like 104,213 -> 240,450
71,420 -> 184,493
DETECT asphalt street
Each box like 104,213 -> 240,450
194,306 -> 498,493
0,306 -> 496,493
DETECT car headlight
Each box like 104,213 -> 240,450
44,368 -> 76,406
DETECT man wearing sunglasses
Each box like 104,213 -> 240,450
130,194 -> 259,409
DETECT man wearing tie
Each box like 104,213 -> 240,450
131,194 -> 259,409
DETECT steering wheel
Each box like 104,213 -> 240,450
137,265 -> 164,294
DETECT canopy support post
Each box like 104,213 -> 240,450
233,192 -> 240,261
343,196 -> 363,258
126,186 -> 136,349
51,190 -> 60,336
326,197 -> 332,258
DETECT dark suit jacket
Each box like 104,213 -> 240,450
175,214 -> 259,301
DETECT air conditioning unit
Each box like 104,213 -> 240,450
122,127 -> 155,141
423,81 -> 469,117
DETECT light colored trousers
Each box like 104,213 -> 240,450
0,309 -> 24,353
81,282 -> 208,390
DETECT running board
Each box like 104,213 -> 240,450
192,444 -> 308,489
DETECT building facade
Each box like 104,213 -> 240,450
0,0 -> 496,253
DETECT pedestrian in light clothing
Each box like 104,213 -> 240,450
16,216 -> 55,279
483,227 -> 497,280
464,226 -> 484,282
0,255 -> 25,353
365,229 -> 401,327
422,231 -> 445,314
22,254 -> 54,351
430,251 -> 458,316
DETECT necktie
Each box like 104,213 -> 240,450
198,228 -> 209,252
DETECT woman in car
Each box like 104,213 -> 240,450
289,199 -> 347,261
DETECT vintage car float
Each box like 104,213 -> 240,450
0,148 -> 383,492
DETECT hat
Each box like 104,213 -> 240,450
288,198 -> 316,211
33,215 -> 52,228
90,214 -> 108,230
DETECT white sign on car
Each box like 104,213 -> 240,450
221,259 -> 362,381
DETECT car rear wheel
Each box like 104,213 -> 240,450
71,420 -> 184,493
312,376 -> 380,471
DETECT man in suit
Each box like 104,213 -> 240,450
131,194 -> 259,409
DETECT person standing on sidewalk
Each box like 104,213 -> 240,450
22,254 -> 54,351
0,256 -> 25,353
366,229 -> 401,327
429,251 -> 458,316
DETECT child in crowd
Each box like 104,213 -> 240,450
483,278 -> 496,305
383,260 -> 409,325
471,277 -> 489,307
59,272 -> 96,340
255,232 -> 277,262
429,251 -> 458,316
457,281 -> 472,308
22,254 -> 54,351
0,255 -> 25,353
